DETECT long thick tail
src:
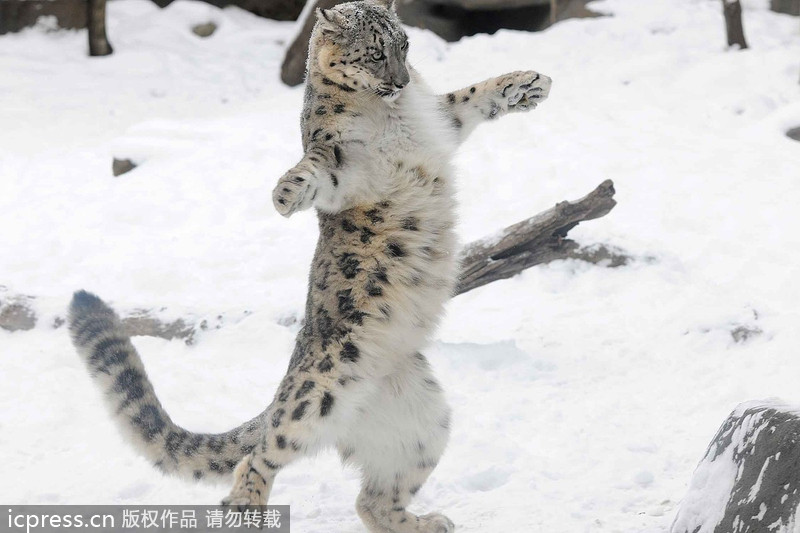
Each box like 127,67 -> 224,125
68,290 -> 268,482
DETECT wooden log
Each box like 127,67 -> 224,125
456,179 -> 619,294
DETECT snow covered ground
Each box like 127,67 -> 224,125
1,0 -> 799,530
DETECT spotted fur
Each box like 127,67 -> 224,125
68,1 -> 550,531
68,291 -> 268,481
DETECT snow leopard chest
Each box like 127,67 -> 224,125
305,162 -> 459,366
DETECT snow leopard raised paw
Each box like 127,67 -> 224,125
501,71 -> 552,112
272,170 -> 318,217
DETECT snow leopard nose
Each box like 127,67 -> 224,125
391,63 -> 410,89
392,74 -> 409,90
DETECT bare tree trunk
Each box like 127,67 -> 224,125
87,0 -> 113,56
281,0 -> 340,86
722,0 -> 748,49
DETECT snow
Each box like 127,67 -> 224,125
1,0 -> 799,531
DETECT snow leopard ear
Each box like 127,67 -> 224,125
316,8 -> 348,35
372,0 -> 397,11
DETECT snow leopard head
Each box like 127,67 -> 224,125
313,0 -> 410,101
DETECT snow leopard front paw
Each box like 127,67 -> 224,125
272,169 -> 318,217
501,71 -> 552,112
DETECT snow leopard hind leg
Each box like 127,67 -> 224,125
221,371 -> 342,508
339,353 -> 454,533
221,345 -> 378,509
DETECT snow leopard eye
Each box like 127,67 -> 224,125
371,51 -> 385,61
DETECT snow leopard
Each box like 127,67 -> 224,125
68,1 -> 551,531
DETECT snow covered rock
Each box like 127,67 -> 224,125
671,401 -> 800,533
0,287 -> 37,332
0,298 -> 36,331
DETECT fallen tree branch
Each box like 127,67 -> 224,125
456,179 -> 619,294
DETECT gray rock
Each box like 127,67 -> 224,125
0,0 -> 87,35
672,401 -> 800,533
192,22 -> 217,38
0,302 -> 37,331
787,127 -> 800,142
771,0 -> 800,16
281,0 -> 602,86
112,158 -> 136,177
0,288 -> 37,332
431,0 -> 548,11
157,0 -> 306,21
